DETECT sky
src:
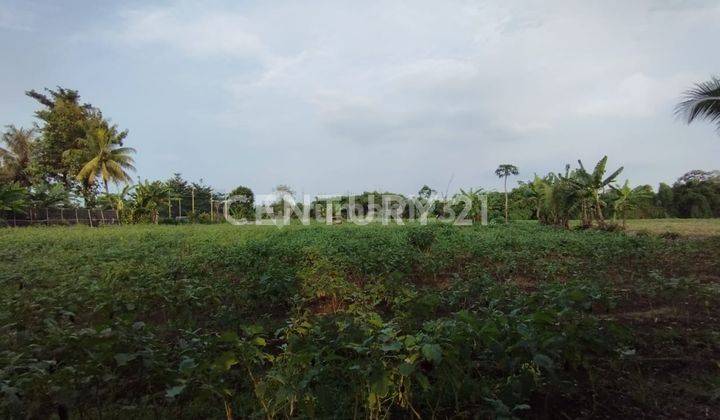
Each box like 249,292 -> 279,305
1,0 -> 719,196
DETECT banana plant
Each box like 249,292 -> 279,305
611,180 -> 653,228
571,156 -> 623,227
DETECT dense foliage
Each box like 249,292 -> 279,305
1,223 -> 718,418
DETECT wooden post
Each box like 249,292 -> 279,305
88,209 -> 93,227
100,209 -> 106,224
178,198 -> 182,218
46,208 -> 50,225
60,208 -> 64,223
210,197 -> 214,222
191,187 -> 195,213
168,200 -> 172,220
75,208 -> 79,224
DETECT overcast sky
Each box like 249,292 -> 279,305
1,0 -> 719,196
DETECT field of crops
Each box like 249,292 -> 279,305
1,223 -> 719,418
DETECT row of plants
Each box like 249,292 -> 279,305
2,223 -> 717,418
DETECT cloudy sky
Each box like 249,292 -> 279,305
1,0 -> 719,196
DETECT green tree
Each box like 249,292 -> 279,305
26,87 -> 95,187
98,184 -> 135,221
572,156 -> 623,227
671,172 -> 720,218
656,182 -> 675,217
519,175 -> 548,220
29,183 -> 71,208
130,180 -> 170,224
228,185 -> 255,220
676,76 -> 720,133
610,181 -> 653,228
0,126 -> 36,186
70,121 -> 136,194
494,164 -> 519,223
0,182 -> 27,214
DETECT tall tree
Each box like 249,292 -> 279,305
26,87 -> 95,187
494,164 -> 519,223
676,76 -> 720,133
70,121 -> 136,194
0,126 -> 36,186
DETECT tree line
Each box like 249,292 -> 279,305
2,82 -> 720,226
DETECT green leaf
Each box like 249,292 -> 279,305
178,357 -> 196,374
242,324 -> 264,336
165,385 -> 186,398
252,337 -> 267,346
215,352 -> 239,371
398,362 -> 414,376
421,344 -> 442,363
533,353 -> 554,370
220,331 -> 239,343
114,353 -> 137,367
381,342 -> 402,352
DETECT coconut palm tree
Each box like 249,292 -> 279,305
676,76 -> 720,133
0,126 -> 36,186
494,164 -> 519,223
72,124 -> 136,194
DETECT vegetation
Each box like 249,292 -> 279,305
1,223 -> 718,418
494,164 -> 519,223
676,75 -> 720,133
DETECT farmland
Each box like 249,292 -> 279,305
1,223 -> 719,418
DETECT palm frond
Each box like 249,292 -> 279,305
676,77 -> 720,130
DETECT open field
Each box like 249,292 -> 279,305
1,223 -> 719,418
622,218 -> 720,237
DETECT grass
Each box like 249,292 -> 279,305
1,223 -> 719,418
622,218 -> 720,237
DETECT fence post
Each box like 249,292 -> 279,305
100,209 -> 106,224
75,208 -> 79,224
210,198 -> 214,222
46,208 -> 50,226
60,208 -> 64,223
88,209 -> 93,227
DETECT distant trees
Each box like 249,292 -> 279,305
495,164 -> 519,223
10,86 -> 137,207
676,76 -> 720,133
670,170 -> 720,218
228,185 -> 255,220
0,126 -> 36,187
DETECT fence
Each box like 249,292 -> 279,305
0,207 -> 120,227
0,200 -> 229,227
